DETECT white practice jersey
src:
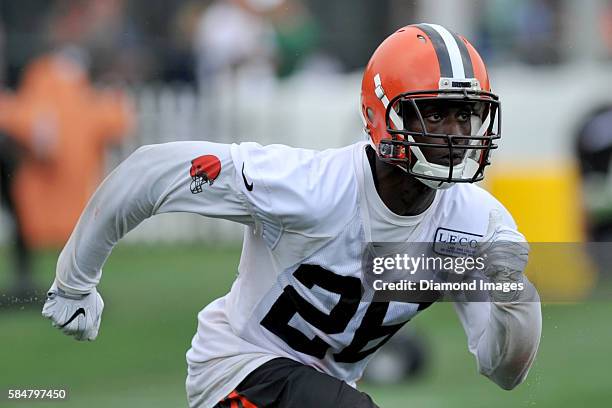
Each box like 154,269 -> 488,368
56,141 -> 541,408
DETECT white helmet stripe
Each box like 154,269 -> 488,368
374,73 -> 427,164
424,23 -> 466,79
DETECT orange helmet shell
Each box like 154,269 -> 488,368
361,24 -> 492,147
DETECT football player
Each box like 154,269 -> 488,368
42,24 -> 541,408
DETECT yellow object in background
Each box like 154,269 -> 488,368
487,161 -> 584,242
485,161 -> 595,301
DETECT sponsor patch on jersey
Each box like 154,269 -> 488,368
433,227 -> 482,257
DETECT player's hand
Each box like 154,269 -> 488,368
41,280 -> 104,341
476,209 -> 530,302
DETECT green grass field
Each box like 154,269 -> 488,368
1,244 -> 611,407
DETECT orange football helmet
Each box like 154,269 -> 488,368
361,23 -> 500,189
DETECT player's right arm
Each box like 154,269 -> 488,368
42,141 -> 256,340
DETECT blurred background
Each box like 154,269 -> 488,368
1,0 -> 612,407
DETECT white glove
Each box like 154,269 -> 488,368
41,280 -> 104,341
477,210 -> 530,302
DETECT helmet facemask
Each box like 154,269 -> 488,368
378,88 -> 501,189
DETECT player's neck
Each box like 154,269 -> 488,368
366,146 -> 436,217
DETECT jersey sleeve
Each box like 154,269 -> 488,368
444,184 -> 542,389
453,292 -> 541,390
451,186 -> 541,390
56,141 -> 255,294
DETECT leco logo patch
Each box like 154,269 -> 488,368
433,227 -> 482,257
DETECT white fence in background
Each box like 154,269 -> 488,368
2,65 -> 612,244
111,73 -> 364,244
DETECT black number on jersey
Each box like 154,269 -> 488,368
260,264 -> 362,359
260,264 -> 430,362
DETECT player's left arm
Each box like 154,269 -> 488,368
453,210 -> 542,390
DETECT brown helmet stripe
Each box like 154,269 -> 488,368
415,23 -> 453,78
416,23 -> 475,80
449,31 -> 475,78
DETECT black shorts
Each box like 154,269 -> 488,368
213,357 -> 379,408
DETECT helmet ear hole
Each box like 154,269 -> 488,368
366,107 -> 375,123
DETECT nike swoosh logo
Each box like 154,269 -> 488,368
241,163 -> 253,191
60,308 -> 86,328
